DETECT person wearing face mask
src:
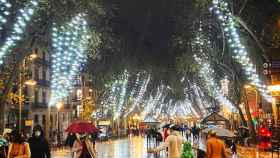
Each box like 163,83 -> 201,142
28,125 -> 50,158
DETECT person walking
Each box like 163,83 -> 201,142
206,130 -> 227,158
148,124 -> 186,158
7,130 -> 31,158
28,125 -> 50,158
72,133 -> 97,158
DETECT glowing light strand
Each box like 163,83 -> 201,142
191,22 -> 235,110
210,0 -> 272,102
50,14 -> 90,105
0,0 -> 38,64
0,0 -> 12,30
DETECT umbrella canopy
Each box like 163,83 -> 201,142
65,121 -> 99,133
202,126 -> 235,138
162,123 -> 171,129
239,126 -> 249,130
0,138 -> 7,147
142,116 -> 159,124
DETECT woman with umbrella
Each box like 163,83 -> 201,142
72,133 -> 96,158
66,121 -> 98,158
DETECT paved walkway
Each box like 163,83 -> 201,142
52,136 -> 166,158
52,136 -> 275,158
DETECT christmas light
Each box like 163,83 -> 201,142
0,0 -> 12,30
192,22 -> 235,110
114,70 -> 129,120
211,0 -> 272,102
125,73 -> 151,117
0,0 -> 38,64
49,13 -> 90,106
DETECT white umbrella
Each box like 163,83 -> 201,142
202,126 -> 235,137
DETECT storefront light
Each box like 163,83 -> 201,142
268,85 -> 280,92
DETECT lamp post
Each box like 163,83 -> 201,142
18,53 -> 37,132
56,102 -> 63,147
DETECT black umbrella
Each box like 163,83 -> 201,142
162,124 -> 171,129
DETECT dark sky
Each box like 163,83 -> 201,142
115,0 -> 176,57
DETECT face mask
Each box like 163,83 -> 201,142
35,131 -> 41,137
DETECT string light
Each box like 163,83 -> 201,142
0,0 -> 12,30
125,73 -> 151,117
0,0 -> 38,64
192,22 -> 235,110
49,13 -> 90,106
210,0 -> 272,102
114,70 -> 129,120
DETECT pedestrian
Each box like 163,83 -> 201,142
7,130 -> 31,158
148,124 -> 186,158
72,133 -> 97,158
163,127 -> 169,142
185,127 -> 191,141
206,130 -> 227,158
28,125 -> 50,158
65,133 -> 77,148
231,140 -> 237,156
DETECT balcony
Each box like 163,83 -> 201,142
36,79 -> 50,87
34,58 -> 50,66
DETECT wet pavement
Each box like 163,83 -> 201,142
52,136 -> 166,158
52,136 -> 274,158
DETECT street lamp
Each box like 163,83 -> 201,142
56,102 -> 63,147
18,53 -> 37,132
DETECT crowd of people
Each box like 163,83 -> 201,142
0,125 -> 98,158
147,124 -> 234,158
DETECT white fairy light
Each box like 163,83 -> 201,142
0,0 -> 11,30
49,13 -> 90,106
0,0 -> 38,64
192,23 -> 235,110
211,0 -> 272,102
125,73 -> 151,117
114,70 -> 129,120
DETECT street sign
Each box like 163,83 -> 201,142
96,112 -> 102,118
25,120 -> 33,126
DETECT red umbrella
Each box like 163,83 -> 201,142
65,121 -> 99,133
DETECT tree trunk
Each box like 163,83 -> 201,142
243,89 -> 257,144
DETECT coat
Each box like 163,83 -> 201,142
28,136 -> 50,158
7,142 -> 31,158
206,137 -> 227,158
154,131 -> 186,158
72,139 -> 96,158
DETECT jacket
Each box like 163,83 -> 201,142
7,142 -> 31,158
72,139 -> 96,158
206,137 -> 227,158
155,131 -> 186,158
28,136 -> 50,158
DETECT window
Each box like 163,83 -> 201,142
34,114 -> 39,123
42,68 -> 47,80
34,67 -> 39,81
63,114 -> 65,121
34,89 -> 39,104
42,90 -> 46,104
42,115 -> 46,125
42,51 -> 46,61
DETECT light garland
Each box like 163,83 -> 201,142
125,73 -> 151,117
49,13 -> 90,106
0,0 -> 12,30
192,22 -> 235,110
114,70 -> 129,120
0,0 -> 38,64
141,84 -> 165,119
210,0 -> 272,102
